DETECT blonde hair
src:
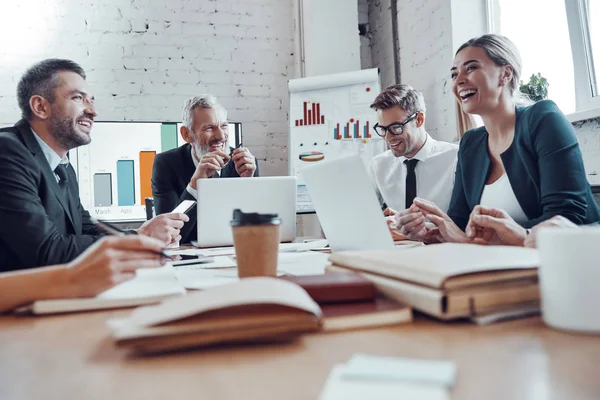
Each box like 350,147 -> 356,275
456,34 -> 524,100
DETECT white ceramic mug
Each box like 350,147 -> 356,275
537,226 -> 600,333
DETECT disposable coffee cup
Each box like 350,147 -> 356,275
538,226 -> 600,333
230,209 -> 281,278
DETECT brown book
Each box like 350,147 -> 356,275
107,278 -> 322,354
321,296 -> 412,332
280,273 -> 376,304
327,243 -> 540,320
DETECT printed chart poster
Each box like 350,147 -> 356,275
71,122 -> 237,222
288,68 -> 385,213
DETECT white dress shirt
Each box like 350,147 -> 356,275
31,129 -> 70,183
369,134 -> 459,212
186,147 -> 220,199
479,174 -> 528,224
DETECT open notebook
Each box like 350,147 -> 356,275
21,266 -> 185,315
327,243 -> 540,320
107,278 -> 323,354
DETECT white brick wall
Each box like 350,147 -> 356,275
368,0 -> 397,88
574,119 -> 600,185
0,0 -> 295,176
397,0 -> 457,143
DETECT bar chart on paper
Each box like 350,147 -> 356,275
288,69 -> 385,212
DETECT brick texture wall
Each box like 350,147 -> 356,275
0,0 -> 296,176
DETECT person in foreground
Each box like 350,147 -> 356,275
0,235 -> 165,313
0,59 -> 188,272
151,95 -> 259,243
368,84 -> 458,240
396,34 -> 600,243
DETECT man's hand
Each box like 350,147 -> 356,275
386,215 -> 407,241
189,151 -> 231,189
411,198 -> 469,243
466,205 -> 527,246
137,213 -> 189,245
524,215 -> 577,248
57,235 -> 165,299
232,147 -> 257,177
394,204 -> 439,242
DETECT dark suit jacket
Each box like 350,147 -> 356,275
449,100 -> 600,230
0,120 -> 102,271
151,143 -> 259,243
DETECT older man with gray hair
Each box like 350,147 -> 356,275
151,95 -> 258,243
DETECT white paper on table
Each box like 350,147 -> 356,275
279,239 -> 329,252
175,268 -> 240,290
319,364 -> 450,400
277,251 -> 330,276
97,265 -> 184,300
342,354 -> 457,387
169,256 -> 237,270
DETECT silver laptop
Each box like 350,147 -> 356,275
301,154 -> 394,252
196,176 -> 297,247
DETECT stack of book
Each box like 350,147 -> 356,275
327,243 -> 540,321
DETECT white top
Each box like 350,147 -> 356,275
186,147 -> 220,199
31,128 -> 70,183
479,174 -> 528,224
369,135 -> 459,212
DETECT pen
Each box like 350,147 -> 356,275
91,217 -> 174,260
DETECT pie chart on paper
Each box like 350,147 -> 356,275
299,151 -> 325,162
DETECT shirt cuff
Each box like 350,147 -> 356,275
186,184 -> 198,199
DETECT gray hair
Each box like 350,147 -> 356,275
370,84 -> 426,115
181,94 -> 227,128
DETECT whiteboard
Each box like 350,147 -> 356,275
288,68 -> 385,213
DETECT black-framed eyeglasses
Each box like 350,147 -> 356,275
373,112 -> 419,137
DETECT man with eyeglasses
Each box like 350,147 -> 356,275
369,84 -> 458,236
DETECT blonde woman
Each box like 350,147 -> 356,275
396,34 -> 600,244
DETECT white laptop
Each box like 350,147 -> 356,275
196,176 -> 297,247
301,154 -> 394,252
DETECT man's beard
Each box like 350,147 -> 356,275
192,143 -> 210,162
49,113 -> 91,150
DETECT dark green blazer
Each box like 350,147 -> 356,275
448,100 -> 600,230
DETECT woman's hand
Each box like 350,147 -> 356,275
55,235 -> 166,299
411,198 -> 469,243
524,215 -> 577,248
465,205 -> 527,246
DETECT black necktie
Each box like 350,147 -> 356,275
404,159 -> 419,208
54,164 -> 70,197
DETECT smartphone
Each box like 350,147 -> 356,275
171,200 -> 196,215
171,254 -> 214,267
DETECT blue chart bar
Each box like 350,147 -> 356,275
117,160 -> 135,206
355,123 -> 358,138
364,125 -> 367,137
343,126 -> 347,138
333,127 -> 337,140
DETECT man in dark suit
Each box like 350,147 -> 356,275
0,59 -> 188,272
152,95 -> 259,243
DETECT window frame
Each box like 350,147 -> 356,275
486,0 -> 600,121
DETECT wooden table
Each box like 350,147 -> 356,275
1,312 -> 599,400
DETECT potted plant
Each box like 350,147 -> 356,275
519,73 -> 549,102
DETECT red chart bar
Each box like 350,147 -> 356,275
356,120 -> 360,138
308,110 -> 312,125
303,102 -> 308,124
300,120 -> 303,126
295,120 -> 299,126
345,122 -> 350,138
312,103 -> 316,124
336,123 -> 340,140
366,121 -> 370,138
316,103 -> 320,124
321,115 -> 325,124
